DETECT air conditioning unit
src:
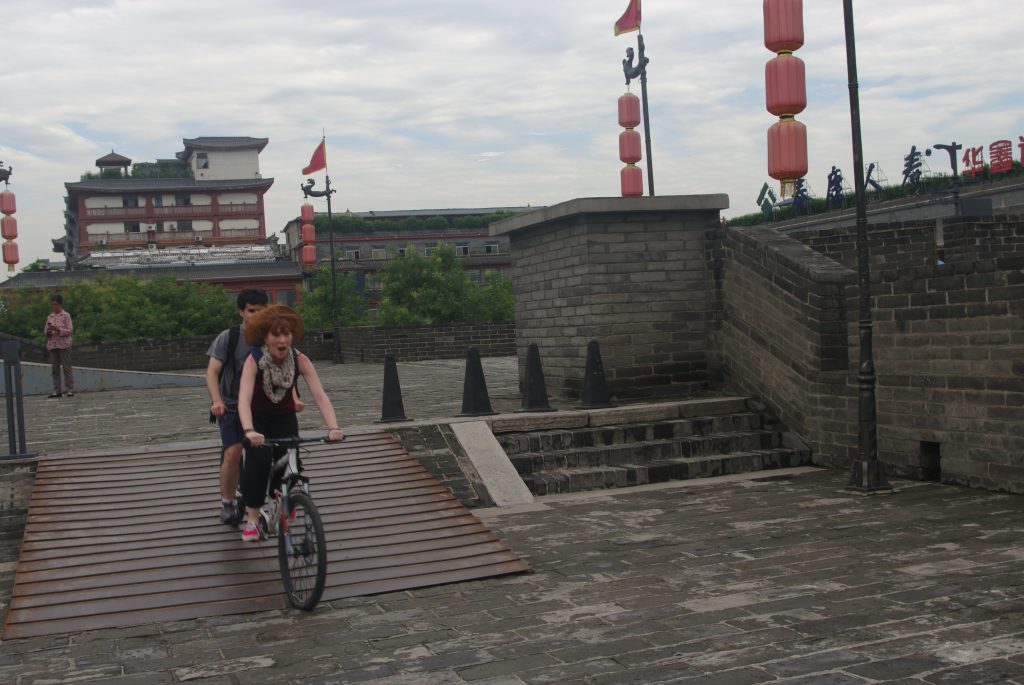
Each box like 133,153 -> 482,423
195,235 -> 203,242
96,239 -> 106,246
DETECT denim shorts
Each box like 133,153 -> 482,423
217,409 -> 244,449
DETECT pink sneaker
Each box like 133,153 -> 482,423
241,521 -> 262,543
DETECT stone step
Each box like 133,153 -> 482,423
488,396 -> 756,436
521,448 -> 810,496
495,412 -> 766,456
509,430 -> 780,476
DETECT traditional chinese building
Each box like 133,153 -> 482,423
280,207 -> 531,306
54,137 -> 273,267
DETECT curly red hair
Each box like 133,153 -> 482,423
244,305 -> 305,346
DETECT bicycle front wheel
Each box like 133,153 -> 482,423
277,491 -> 327,610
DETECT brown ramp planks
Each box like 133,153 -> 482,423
3,430 -> 530,639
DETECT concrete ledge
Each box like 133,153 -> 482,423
449,421 -> 534,507
587,403 -> 682,427
490,194 -> 730,236
485,397 -> 756,434
2,362 -> 205,396
488,411 -> 591,433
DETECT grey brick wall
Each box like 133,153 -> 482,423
1,323 -> 515,371
716,216 -> 1024,494
869,255 -> 1024,491
943,216 -> 1024,261
714,226 -> 857,468
788,220 -> 941,271
495,197 -> 728,401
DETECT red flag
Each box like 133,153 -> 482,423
614,0 -> 641,36
302,139 -> 327,175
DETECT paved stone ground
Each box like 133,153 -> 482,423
17,357 -> 523,457
6,357 -> 1024,683
4,469 -> 1024,684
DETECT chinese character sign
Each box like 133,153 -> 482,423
961,146 -> 985,177
902,145 -> 925,193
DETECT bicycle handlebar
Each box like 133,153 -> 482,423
261,435 -> 345,448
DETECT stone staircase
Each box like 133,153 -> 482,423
489,396 -> 811,496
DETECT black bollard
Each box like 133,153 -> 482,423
460,346 -> 496,416
376,353 -> 411,423
580,339 -> 614,409
517,343 -> 555,412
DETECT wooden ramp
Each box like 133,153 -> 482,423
3,431 -> 530,639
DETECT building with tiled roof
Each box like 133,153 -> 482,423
56,137 -> 274,268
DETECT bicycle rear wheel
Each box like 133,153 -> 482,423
277,491 -> 327,610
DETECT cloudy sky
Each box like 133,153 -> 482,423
1,0 -> 1021,272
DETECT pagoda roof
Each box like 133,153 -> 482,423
95,151 -> 132,167
177,137 -> 269,160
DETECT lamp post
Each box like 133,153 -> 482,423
622,34 -> 654,197
843,0 -> 889,492
301,177 -> 342,364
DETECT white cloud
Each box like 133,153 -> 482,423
1,0 -> 1022,269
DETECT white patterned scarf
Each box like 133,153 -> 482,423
258,345 -> 295,404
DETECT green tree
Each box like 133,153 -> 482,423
376,243 -> 513,325
479,271 -> 515,322
0,274 -> 236,343
295,268 -> 368,330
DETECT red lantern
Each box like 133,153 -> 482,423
2,241 -> 19,266
0,190 -> 15,216
300,203 -> 314,223
764,0 -> 804,53
767,118 -> 808,180
621,165 -> 643,197
765,54 -> 806,117
1,216 -> 16,240
618,93 -> 641,129
300,245 -> 316,265
300,223 -> 315,243
619,130 -> 642,165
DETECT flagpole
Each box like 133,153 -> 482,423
637,30 -> 655,197
620,2 -> 655,197
322,137 -> 342,365
301,136 -> 342,364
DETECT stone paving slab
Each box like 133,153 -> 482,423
3,468 -> 1024,684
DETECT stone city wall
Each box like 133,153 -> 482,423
493,196 -> 727,401
714,216 -> 1024,493
0,323 -> 516,371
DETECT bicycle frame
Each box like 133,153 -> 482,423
263,437 -> 323,538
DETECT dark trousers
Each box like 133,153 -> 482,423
240,412 -> 299,509
49,348 -> 74,394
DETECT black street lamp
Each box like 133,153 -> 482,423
301,177 -> 342,364
843,0 -> 890,492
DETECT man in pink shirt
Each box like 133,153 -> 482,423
44,294 -> 74,398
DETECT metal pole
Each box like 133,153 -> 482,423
2,340 -> 31,457
843,0 -> 889,492
4,356 -> 16,456
638,33 -> 655,197
324,175 -> 342,365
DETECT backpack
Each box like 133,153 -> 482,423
208,325 -> 242,424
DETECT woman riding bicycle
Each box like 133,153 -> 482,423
237,305 -> 344,543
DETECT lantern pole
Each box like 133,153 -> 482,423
623,33 -> 654,196
301,176 -> 342,364
843,0 -> 889,492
